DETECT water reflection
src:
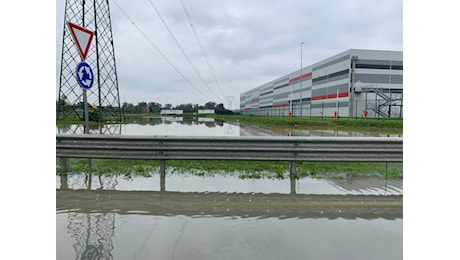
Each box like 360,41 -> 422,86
57,124 -> 122,135
56,173 -> 403,260
239,123 -> 402,137
61,211 -> 115,260
56,116 -> 236,136
56,116 -> 401,137
57,211 -> 402,260
57,189 -> 402,220
57,171 -> 402,196
57,173 -> 402,221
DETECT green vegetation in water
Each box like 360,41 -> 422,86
57,158 -> 402,180
56,159 -> 156,178
296,161 -> 403,180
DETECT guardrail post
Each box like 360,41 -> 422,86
160,160 -> 166,192
86,173 -> 92,190
290,161 -> 296,176
160,174 -> 166,192
290,174 -> 296,194
59,158 -> 68,172
60,174 -> 68,190
160,160 -> 166,175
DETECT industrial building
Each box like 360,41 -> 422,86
240,49 -> 403,118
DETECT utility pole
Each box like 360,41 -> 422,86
226,96 -> 234,110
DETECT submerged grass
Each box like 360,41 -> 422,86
296,161 -> 403,179
212,115 -> 403,135
56,159 -> 157,178
57,158 -> 403,180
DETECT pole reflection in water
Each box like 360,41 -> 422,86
57,173 -> 402,260
58,174 -> 121,259
64,212 -> 115,260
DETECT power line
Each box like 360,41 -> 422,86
179,0 -> 227,99
147,0 -> 225,103
111,0 -> 215,102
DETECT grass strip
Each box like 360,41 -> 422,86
57,158 -> 402,180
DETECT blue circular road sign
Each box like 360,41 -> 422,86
76,62 -> 94,89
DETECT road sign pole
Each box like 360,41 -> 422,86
68,22 -> 94,134
82,89 -> 90,134
82,88 -> 92,168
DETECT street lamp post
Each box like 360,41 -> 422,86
300,42 -> 304,117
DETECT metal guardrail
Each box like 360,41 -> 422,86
56,134 -> 402,168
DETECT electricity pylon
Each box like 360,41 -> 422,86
57,0 -> 121,121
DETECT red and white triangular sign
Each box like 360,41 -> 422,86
67,22 -> 94,61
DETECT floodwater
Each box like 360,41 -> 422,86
56,172 -> 402,260
56,117 -> 403,259
56,116 -> 402,137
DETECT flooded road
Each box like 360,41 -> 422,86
56,117 -> 402,259
56,172 -> 402,259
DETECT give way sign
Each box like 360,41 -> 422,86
67,22 -> 94,60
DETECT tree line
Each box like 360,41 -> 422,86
123,101 -> 234,114
57,95 -> 236,115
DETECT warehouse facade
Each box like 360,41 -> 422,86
240,49 -> 403,118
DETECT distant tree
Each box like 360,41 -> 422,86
174,103 -> 194,113
137,102 -> 148,113
148,102 -> 162,113
215,103 -> 234,115
215,103 -> 225,113
204,101 -> 216,109
121,102 -> 135,113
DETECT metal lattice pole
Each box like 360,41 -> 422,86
58,0 -> 121,121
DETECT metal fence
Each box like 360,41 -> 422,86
57,134 -> 403,173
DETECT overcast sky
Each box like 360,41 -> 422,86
56,0 -> 403,109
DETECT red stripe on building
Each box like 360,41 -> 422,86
311,92 -> 349,101
289,72 -> 312,83
251,98 -> 260,103
338,92 -> 348,98
273,103 -> 289,108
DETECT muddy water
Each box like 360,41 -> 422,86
56,172 -> 403,259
